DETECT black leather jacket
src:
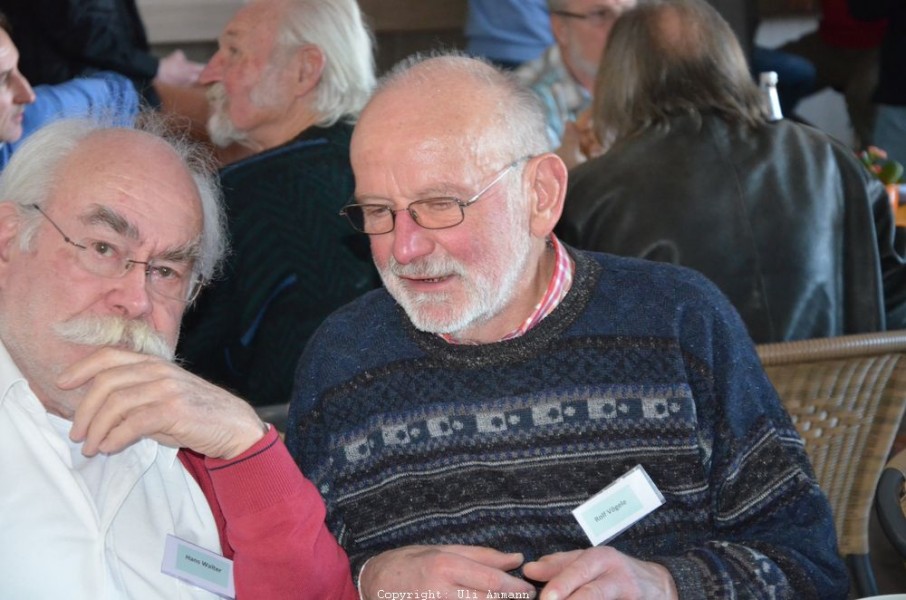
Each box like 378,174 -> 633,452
557,114 -> 906,343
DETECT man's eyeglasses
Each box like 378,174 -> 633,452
550,7 -> 619,27
29,204 -> 202,304
339,157 -> 528,235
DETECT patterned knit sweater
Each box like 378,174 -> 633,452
287,250 -> 849,599
178,123 -> 380,407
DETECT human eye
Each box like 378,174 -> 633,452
590,8 -> 617,23
85,239 -> 122,260
0,71 -> 9,87
360,204 -> 391,219
149,263 -> 185,282
419,198 -> 460,213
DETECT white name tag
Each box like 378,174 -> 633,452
572,465 -> 665,546
161,534 -> 235,599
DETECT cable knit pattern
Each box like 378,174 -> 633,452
287,249 -> 849,599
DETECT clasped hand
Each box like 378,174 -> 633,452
359,544 -> 677,600
60,347 -> 266,459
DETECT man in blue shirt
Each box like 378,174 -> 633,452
0,10 -> 139,170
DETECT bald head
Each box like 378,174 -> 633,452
592,0 -> 766,145
353,54 -> 549,179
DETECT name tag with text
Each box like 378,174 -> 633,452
573,465 -> 664,546
161,534 -> 235,599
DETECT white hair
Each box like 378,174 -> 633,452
376,52 -> 550,206
0,115 -> 228,285
275,0 -> 376,126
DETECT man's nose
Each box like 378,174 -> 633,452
391,209 -> 435,265
198,52 -> 224,85
105,266 -> 154,320
11,71 -> 35,105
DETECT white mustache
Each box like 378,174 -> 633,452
388,255 -> 465,279
206,82 -> 228,110
54,315 -> 174,361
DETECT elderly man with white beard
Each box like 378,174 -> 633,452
286,53 -> 848,600
0,118 -> 357,599
177,0 -> 380,411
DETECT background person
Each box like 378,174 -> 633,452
3,0 -> 203,107
515,0 -> 636,167
465,0 -> 554,70
849,0 -> 906,166
0,11 -> 139,170
177,0 -> 380,409
556,0 -> 906,343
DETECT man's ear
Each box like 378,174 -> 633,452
0,202 -> 22,270
526,153 -> 568,238
294,44 -> 326,98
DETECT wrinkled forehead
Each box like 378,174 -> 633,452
224,0 -> 284,46
351,74 -> 506,176
49,130 -> 203,236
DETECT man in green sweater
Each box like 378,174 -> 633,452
178,0 -> 380,408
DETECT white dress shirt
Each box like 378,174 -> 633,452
0,341 -> 222,599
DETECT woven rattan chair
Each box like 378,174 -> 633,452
757,330 -> 906,597
876,447 -> 906,561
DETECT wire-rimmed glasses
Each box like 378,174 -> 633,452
29,203 -> 202,303
339,157 -> 529,235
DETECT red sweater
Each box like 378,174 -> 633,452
820,0 -> 887,48
178,426 -> 357,599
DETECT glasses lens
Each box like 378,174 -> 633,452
344,205 -> 394,234
409,198 -> 464,229
144,263 -> 198,303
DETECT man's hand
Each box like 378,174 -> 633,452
60,347 -> 266,459
359,545 -> 537,600
156,50 -> 205,87
523,547 -> 678,600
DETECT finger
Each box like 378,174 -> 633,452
537,548 -> 624,600
77,373 -> 174,455
66,350 -> 164,442
58,346 -> 154,390
93,399 -> 182,455
453,564 -> 536,598
523,550 -> 584,582
439,545 -> 526,571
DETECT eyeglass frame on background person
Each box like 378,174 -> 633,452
339,157 -> 530,235
550,7 -> 621,27
28,203 -> 203,303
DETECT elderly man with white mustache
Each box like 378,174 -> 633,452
177,0 -> 380,411
0,117 -> 356,599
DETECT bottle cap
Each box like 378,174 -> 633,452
759,71 -> 778,86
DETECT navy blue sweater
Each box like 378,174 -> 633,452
287,250 -> 848,599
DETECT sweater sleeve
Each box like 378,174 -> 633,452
653,277 -> 849,599
182,427 -> 357,600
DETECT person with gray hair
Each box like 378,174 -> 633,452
515,0 -> 637,166
558,0 -> 906,344
286,51 -> 847,599
179,0 -> 380,408
0,117 -> 357,599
